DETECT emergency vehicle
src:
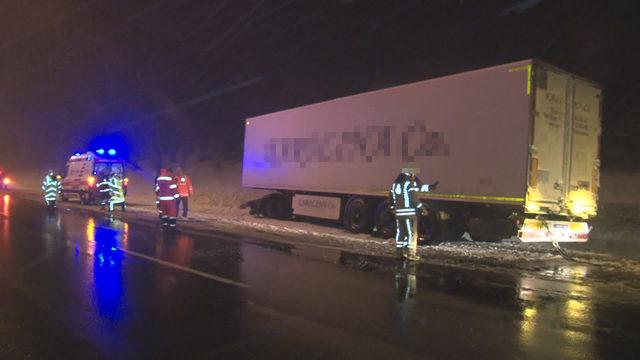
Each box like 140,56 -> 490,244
60,149 -> 128,204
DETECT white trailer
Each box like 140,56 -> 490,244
242,60 -> 602,243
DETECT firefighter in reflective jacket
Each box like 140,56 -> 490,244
389,169 -> 438,261
106,173 -> 126,212
42,170 -> 62,208
96,169 -> 112,209
156,168 -> 179,229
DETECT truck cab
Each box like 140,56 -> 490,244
61,150 -> 128,204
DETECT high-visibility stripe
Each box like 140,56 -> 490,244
403,181 -> 410,206
173,194 -> 180,198
425,193 -> 525,203
159,196 -> 176,201
509,64 -> 532,95
157,176 -> 172,181
169,184 -> 177,189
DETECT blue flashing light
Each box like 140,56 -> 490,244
96,149 -> 105,155
108,149 -> 116,156
74,152 -> 81,156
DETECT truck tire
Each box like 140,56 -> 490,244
344,196 -> 372,233
260,193 -> 291,220
374,200 -> 395,238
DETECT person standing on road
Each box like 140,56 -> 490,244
156,168 -> 179,230
42,170 -> 62,209
173,167 -> 194,218
389,168 -> 438,261
106,172 -> 126,213
96,168 -> 112,210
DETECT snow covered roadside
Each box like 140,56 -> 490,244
10,162 -> 640,280
122,162 -> 640,264
12,186 -> 640,285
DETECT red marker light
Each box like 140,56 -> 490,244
2,177 -> 10,185
87,176 -> 96,187
123,177 -> 129,185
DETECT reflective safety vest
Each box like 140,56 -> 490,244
42,175 -> 61,201
156,176 -> 179,201
107,176 -> 125,203
176,176 -> 193,197
97,177 -> 111,196
390,174 -> 430,216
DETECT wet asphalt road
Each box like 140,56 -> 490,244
1,194 -> 639,359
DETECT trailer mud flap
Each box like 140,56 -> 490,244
518,218 -> 589,243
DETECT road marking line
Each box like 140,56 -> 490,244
76,235 -> 250,289
117,247 -> 251,289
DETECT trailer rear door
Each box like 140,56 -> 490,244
527,64 -> 601,218
566,78 -> 601,218
529,66 -> 570,209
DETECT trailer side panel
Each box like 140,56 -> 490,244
243,61 -> 533,204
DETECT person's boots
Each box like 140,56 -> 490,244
395,247 -> 406,260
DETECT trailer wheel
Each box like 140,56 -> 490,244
344,197 -> 372,233
260,193 -> 291,220
374,200 -> 395,238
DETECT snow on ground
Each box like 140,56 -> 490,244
124,162 -> 640,262
11,160 -> 640,265
124,160 -> 269,217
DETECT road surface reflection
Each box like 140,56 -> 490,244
0,196 -> 637,359
91,218 -> 125,321
519,265 -> 595,359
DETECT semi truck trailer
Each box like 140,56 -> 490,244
242,59 -> 602,243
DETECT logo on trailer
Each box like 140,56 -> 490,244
257,120 -> 450,168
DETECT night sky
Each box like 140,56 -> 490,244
1,0 -> 638,171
